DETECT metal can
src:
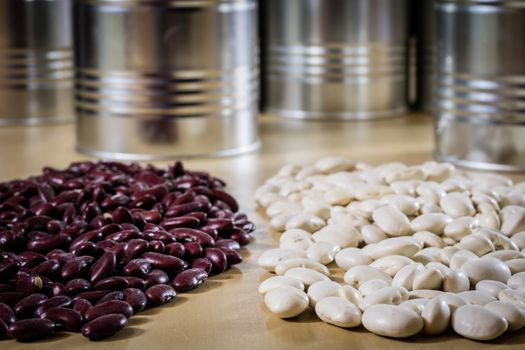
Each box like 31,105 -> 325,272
75,0 -> 259,160
262,0 -> 409,120
416,0 -> 436,111
0,0 -> 74,125
434,0 -> 525,171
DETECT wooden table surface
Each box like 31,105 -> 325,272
1,113 -> 524,349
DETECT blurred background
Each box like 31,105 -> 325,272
0,0 -> 524,172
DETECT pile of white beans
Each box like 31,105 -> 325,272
256,157 -> 525,341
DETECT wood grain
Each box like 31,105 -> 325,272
0,113 -> 523,349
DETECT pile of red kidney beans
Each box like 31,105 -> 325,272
0,161 -> 255,341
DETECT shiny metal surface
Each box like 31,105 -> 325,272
75,0 -> 259,159
417,0 -> 436,111
0,0 -> 74,125
434,0 -> 525,172
263,0 -> 408,120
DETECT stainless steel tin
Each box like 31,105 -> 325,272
434,0 -> 525,172
417,0 -> 436,111
75,0 -> 259,160
0,0 -> 74,125
263,0 -> 409,120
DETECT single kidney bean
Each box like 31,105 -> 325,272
106,229 -> 143,243
0,262 -> 19,281
232,212 -> 248,225
72,298 -> 92,317
46,220 -> 64,234
108,242 -> 128,263
122,277 -> 146,291
85,300 -> 133,321
143,231 -> 176,244
95,240 -> 116,251
101,194 -> 130,211
7,318 -> 55,341
15,274 -> 44,295
204,218 -> 234,236
0,292 -> 24,307
141,210 -> 161,223
210,190 -> 238,212
72,290 -> 111,304
134,184 -> 169,202
240,221 -> 256,233
204,248 -> 227,274
40,307 -> 82,332
0,302 -> 16,324
112,207 -> 134,224
19,251 -> 47,268
123,259 -> 152,278
65,278 -> 92,295
148,240 -> 165,253
44,281 -> 66,297
142,252 -> 185,276
165,242 -> 185,258
160,216 -> 200,231
46,250 -> 75,265
61,256 -> 95,281
191,258 -> 212,274
94,276 -> 129,291
165,202 -> 204,218
60,204 -> 77,225
144,269 -> 169,288
218,248 -> 243,266
172,268 -> 208,292
170,228 -> 215,247
145,284 -> 176,306
69,230 -> 104,251
215,239 -> 241,252
96,291 -> 124,305
123,288 -> 147,313
199,226 -> 218,240
185,211 -> 207,224
120,223 -> 140,232
71,241 -> 103,258
230,227 -> 251,246
129,194 -> 157,210
89,215 -> 111,229
81,313 -> 127,340
124,239 -> 149,261
24,215 -> 53,231
211,207 -> 234,218
30,259 -> 61,278
89,251 -> 116,284
99,223 -> 121,236
183,242 -> 203,260
27,234 -> 71,252
172,191 -> 195,205
34,295 -> 72,317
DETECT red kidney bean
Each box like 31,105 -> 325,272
215,239 -> 241,252
123,288 -> 147,313
130,194 -> 157,210
170,228 -> 215,247
65,278 -> 92,295
73,290 -> 111,304
60,204 -> 77,225
85,300 -> 133,321
160,216 -> 200,231
15,274 -> 44,295
101,194 -> 130,211
46,249 -> 74,264
0,302 -> 16,325
106,229 -> 143,243
145,284 -> 176,306
81,313 -> 127,340
185,211 -> 207,224
199,226 -> 218,240
183,242 -> 203,260
148,240 -> 165,253
230,227 -> 251,246
94,276 -> 129,291
100,223 -> 121,236
134,184 -> 169,202
72,298 -> 92,317
8,318 -> 55,341
123,259 -> 152,278
25,216 -> 54,231
172,268 -> 208,292
95,239 -> 116,250
31,259 -> 61,278
191,258 -> 213,274
112,207 -> 134,224
141,210 -> 161,223
44,281 -> 66,297
205,218 -> 234,236
61,256 -> 95,281
165,202 -> 205,218
0,292 -> 24,307
143,231 -> 176,244
34,295 -> 72,317
46,220 -> 64,234
121,277 -> 145,292
13,293 -> 47,318
19,251 -> 47,268
108,242 -> 128,262
89,251 -> 116,284
241,221 -> 256,233
144,269 -> 169,288
71,241 -> 103,258
172,191 -> 195,205
204,248 -> 227,274
0,262 -> 19,280
142,252 -> 185,276
165,242 -> 185,258
121,223 -> 140,232
70,230 -> 104,251
40,307 -> 82,332
96,291 -> 125,304
125,239 -> 149,261
219,247 -> 243,266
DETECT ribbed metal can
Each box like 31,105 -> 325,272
75,0 -> 259,160
0,0 -> 74,125
434,0 -> 525,171
262,0 -> 409,120
417,0 -> 436,111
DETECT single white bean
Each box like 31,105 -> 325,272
458,290 -> 497,305
362,304 -> 423,338
408,289 -> 444,300
275,258 -> 330,276
312,224 -> 360,248
511,231 -> 525,250
437,293 -> 468,313
412,267 -> 444,291
334,247 -> 373,270
359,286 -> 409,311
439,246 -> 460,266
307,280 -> 342,307
507,272 -> 525,290
343,265 -> 393,288
505,258 -> 525,274
314,156 -> 355,174
362,236 -> 421,260
444,216 -> 477,241
439,192 -> 476,218
449,249 -> 478,270
399,299 -> 428,315
279,229 -> 315,251
410,213 -> 452,235
284,267 -> 330,287
413,231 -> 445,248
421,297 -> 451,335
485,301 -> 525,332
372,205 -> 411,237
499,289 -> 525,309
358,279 -> 390,298
369,255 -> 414,277
457,234 -> 495,256
258,276 -> 305,294
392,263 -> 424,291
264,286 -> 309,318
476,280 -> 510,299
443,269 -> 470,293
361,224 -> 388,245
306,241 -> 340,265
270,213 -> 296,232
500,205 -> 525,236
315,296 -> 362,328
257,248 -> 307,272
451,305 -> 508,340
461,257 -> 512,285
285,214 -> 325,233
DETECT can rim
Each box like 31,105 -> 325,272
434,151 -> 525,173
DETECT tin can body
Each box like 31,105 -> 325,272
75,0 -> 259,160
263,0 -> 409,120
434,0 -> 525,171
0,0 -> 74,125
417,0 -> 436,111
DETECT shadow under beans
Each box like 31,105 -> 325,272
99,327 -> 146,342
140,296 -> 188,315
127,316 -> 150,326
27,332 -> 71,343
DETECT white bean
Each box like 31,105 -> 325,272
399,299 -> 428,315
372,205 -> 411,237
444,216 -> 477,241
449,249 -> 478,270
257,248 -> 307,272
362,304 -> 423,338
458,290 -> 497,305
334,247 -> 373,270
284,267 -> 330,287
312,224 -> 360,248
461,257 -> 511,285
314,156 -> 355,174
505,258 -> 525,274
443,269 -> 470,293
306,241 -> 340,265
485,301 -> 525,331
358,279 -> 390,298
499,289 -> 525,308
500,205 -> 525,236
264,286 -> 309,318
361,224 -> 388,244
392,263 -> 424,291
511,231 -> 525,250
343,265 -> 392,288
410,213 -> 452,235
307,280 -> 342,307
437,293 -> 468,312
452,305 -> 508,340
285,214 -> 325,233
315,296 -> 362,328
279,229 -> 315,251
507,272 -> 525,290
475,280 -> 510,299
270,213 -> 296,232
359,286 -> 409,310
421,297 -> 451,335
362,236 -> 421,260
258,276 -> 305,294
275,258 -> 330,276
369,255 -> 414,277
412,267 -> 443,290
